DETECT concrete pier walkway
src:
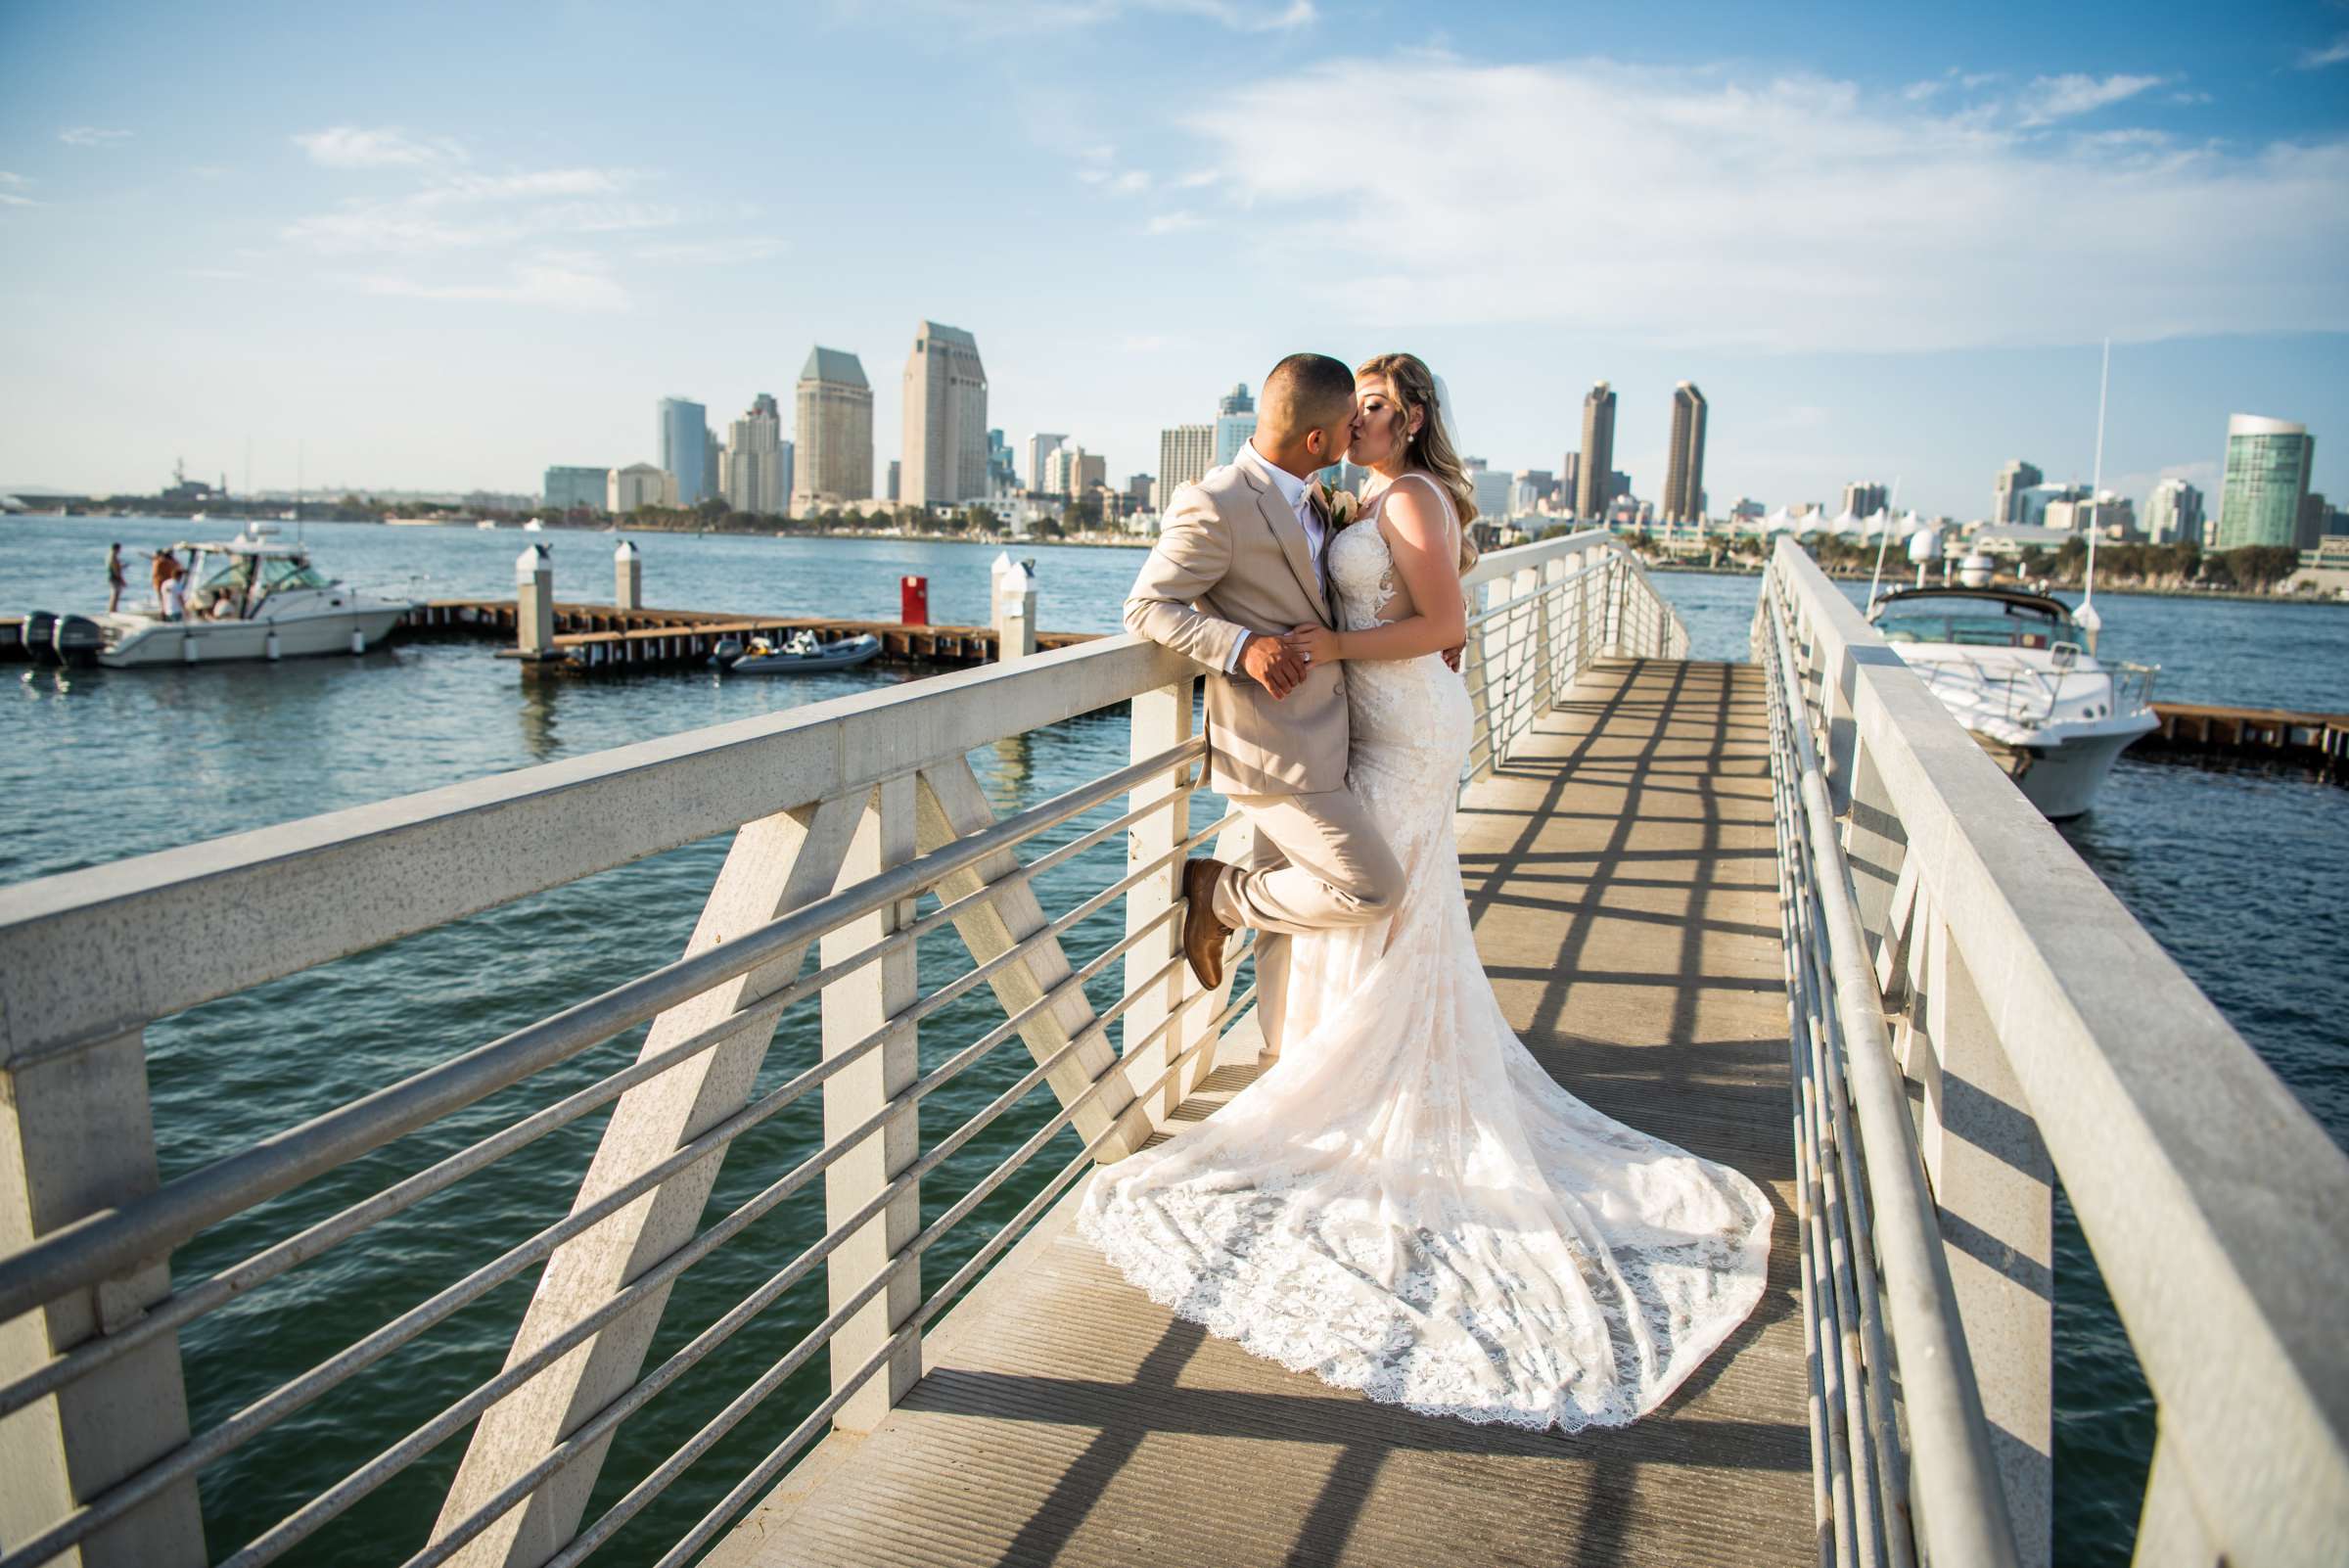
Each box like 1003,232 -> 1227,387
708,659 -> 1811,1568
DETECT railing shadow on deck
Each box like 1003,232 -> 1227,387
0,530 -> 1684,1568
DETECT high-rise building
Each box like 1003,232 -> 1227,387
793,346 -> 874,511
608,462 -> 676,514
721,393 -> 788,516
543,466 -> 608,513
1070,448 -> 1106,495
902,321 -> 989,506
2299,490 -> 2331,551
2216,414 -> 2315,550
703,429 -> 721,503
1994,460 -> 2045,525
1842,481 -> 1890,518
1510,470 -> 1555,517
2047,490 -> 2136,538
986,429 -> 1017,495
1575,383 -> 1616,519
1214,382 -> 1259,469
1560,452 -> 1580,509
656,397 -> 710,507
1158,424 -> 1216,499
1126,473 -> 1153,504
778,440 -> 795,514
886,458 -> 901,502
1027,434 -> 1066,495
1662,382 -> 1708,524
2143,477 -> 2205,547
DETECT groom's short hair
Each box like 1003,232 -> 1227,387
1261,353 -> 1357,438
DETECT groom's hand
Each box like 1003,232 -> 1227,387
1239,633 -> 1307,700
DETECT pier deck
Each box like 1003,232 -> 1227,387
708,659 -> 1810,1568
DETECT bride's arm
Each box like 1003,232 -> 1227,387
1292,484 -> 1465,664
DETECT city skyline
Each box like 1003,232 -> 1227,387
3,2 -> 2346,517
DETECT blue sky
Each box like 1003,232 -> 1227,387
2,0 -> 2345,520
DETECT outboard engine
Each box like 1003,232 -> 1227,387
710,636 -> 745,669
51,614 -> 105,669
23,610 -> 60,666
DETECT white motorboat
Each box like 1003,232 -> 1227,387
1867,585 -> 2158,818
84,525 -> 412,668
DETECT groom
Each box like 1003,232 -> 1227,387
1124,352 -> 1402,1054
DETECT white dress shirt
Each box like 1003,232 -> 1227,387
1225,438 -> 1325,671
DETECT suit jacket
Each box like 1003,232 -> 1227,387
1124,456 -> 1349,796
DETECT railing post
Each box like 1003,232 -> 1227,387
820,774 -> 923,1433
1917,915 -> 2053,1568
1122,674 -> 1205,1123
0,1031 -> 207,1568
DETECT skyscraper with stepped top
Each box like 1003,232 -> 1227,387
1663,382 -> 1708,525
794,347 -> 874,512
901,322 -> 989,507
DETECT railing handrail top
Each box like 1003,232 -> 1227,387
1767,539 -> 2349,1531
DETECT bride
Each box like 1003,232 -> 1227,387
1079,352 -> 1772,1431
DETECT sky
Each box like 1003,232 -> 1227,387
2,0 -> 2346,521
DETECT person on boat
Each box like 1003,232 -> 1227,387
106,543 -> 127,613
161,570 -> 186,623
150,548 -> 184,617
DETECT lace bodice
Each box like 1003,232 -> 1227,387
1078,468 -> 1770,1432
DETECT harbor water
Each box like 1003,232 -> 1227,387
5,517 -> 2344,1564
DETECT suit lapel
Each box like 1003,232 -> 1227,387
1247,469 -> 1333,626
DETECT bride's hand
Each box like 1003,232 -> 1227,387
1286,623 -> 1344,669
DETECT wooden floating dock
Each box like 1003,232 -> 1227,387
396,599 -> 1098,671
2144,700 -> 2349,779
709,660 -> 1811,1568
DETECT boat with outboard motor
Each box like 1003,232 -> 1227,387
1866,584 -> 2158,818
713,628 -> 882,674
31,524 -> 415,669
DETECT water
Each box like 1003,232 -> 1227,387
5,521 -> 2344,1563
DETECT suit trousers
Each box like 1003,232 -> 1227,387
1210,785 -> 1403,1050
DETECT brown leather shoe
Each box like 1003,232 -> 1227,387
1181,857 -> 1233,988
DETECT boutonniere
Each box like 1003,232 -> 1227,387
1324,487 -> 1360,529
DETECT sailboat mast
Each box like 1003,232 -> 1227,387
2085,338 -> 2108,618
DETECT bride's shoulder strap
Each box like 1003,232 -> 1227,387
1393,470 -> 1458,528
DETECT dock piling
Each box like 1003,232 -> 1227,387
516,545 -> 557,662
615,540 -> 642,613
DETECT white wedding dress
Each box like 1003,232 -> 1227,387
1079,473 -> 1772,1431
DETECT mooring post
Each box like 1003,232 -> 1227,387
516,543 -> 556,661
614,538 -> 641,613
993,557 -> 1037,662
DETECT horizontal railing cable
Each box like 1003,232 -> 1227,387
0,787 -> 1233,1423
630,979 -> 1260,1568
0,738 -> 1204,1323
0,872 -> 1220,1568
410,948 -> 1256,1568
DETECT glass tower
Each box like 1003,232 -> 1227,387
2216,414 -> 2313,550
658,396 -> 710,507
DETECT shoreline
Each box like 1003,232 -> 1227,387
1639,558 -> 2341,605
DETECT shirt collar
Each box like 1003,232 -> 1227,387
1241,437 -> 1313,515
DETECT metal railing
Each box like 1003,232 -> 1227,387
1755,536 -> 2349,1567
0,530 -> 1683,1568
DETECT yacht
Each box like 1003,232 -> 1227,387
1867,585 -> 2158,818
83,525 -> 411,668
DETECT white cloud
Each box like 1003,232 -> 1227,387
293,126 -> 466,168
633,236 -> 789,263
1186,58 -> 2349,352
1173,168 -> 1221,188
0,171 -> 30,208
1109,169 -> 1151,193
2299,33 -> 2349,69
2017,72 -> 2164,126
1144,210 -> 1205,234
58,126 -> 130,147
356,258 -> 629,312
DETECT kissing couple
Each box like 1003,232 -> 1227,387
1078,350 -> 1772,1432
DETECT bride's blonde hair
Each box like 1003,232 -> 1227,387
1355,351 -> 1479,575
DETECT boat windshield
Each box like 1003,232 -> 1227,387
1873,597 -> 2070,650
185,552 -> 332,618
255,555 -> 333,592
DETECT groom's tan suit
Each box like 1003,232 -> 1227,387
1124,444 -> 1402,1048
